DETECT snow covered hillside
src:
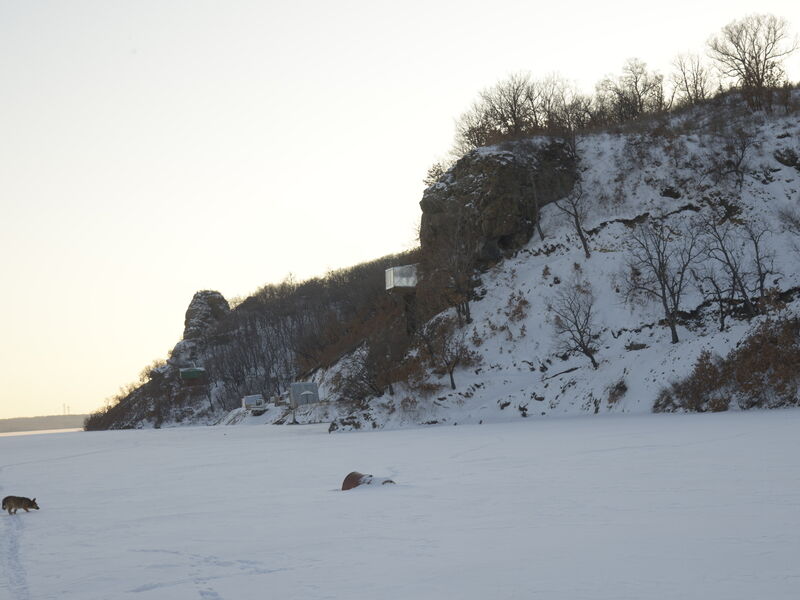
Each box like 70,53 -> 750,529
2,412 -> 799,599
90,97 -> 800,431
307,102 -> 800,431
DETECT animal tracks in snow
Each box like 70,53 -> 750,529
127,549 -> 287,598
1,500 -> 32,600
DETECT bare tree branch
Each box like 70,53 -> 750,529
553,182 -> 592,259
552,279 -> 600,369
623,219 -> 703,343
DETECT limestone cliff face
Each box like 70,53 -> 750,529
183,290 -> 230,340
419,139 -> 576,263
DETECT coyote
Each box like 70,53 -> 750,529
2,496 -> 39,515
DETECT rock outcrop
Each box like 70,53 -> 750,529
419,139 -> 576,264
183,290 -> 230,340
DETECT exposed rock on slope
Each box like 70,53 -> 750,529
419,139 -> 576,263
169,290 -> 230,375
183,290 -> 230,340
85,292 -> 230,430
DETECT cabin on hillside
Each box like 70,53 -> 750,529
290,382 -> 320,408
385,264 -> 418,333
385,264 -> 418,292
241,394 -> 267,415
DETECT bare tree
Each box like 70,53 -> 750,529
708,125 -> 757,189
481,72 -> 542,139
698,210 -> 757,317
692,262 -> 737,331
624,219 -> 703,343
695,208 -> 777,317
671,53 -> 715,106
596,58 -> 667,123
453,72 -> 542,155
742,219 -> 778,306
538,75 -> 594,152
418,315 -> 479,390
552,279 -> 600,369
553,182 -> 592,259
707,14 -> 799,110
452,73 -> 593,156
452,101 -> 494,157
727,126 -> 757,189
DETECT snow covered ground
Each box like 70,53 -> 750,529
2,411 -> 799,599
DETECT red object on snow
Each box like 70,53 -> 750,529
341,471 -> 395,491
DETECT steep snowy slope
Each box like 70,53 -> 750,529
298,104 -> 800,431
96,99 -> 800,432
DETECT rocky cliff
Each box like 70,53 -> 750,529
87,95 -> 800,431
419,139 -> 576,263
183,290 -> 230,341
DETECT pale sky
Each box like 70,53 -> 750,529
1,0 -> 798,420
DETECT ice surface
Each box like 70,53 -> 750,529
2,411 -> 799,599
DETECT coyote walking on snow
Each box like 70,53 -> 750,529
2,496 -> 39,515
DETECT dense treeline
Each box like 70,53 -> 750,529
203,250 -> 422,408
85,250 -> 422,428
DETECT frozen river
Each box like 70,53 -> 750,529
2,411 -> 799,599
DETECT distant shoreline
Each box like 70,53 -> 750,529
0,414 -> 88,433
0,428 -> 83,438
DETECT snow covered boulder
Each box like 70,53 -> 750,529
341,471 -> 395,491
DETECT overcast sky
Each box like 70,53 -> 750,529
1,0 -> 799,420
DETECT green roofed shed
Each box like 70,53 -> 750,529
179,367 -> 206,381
